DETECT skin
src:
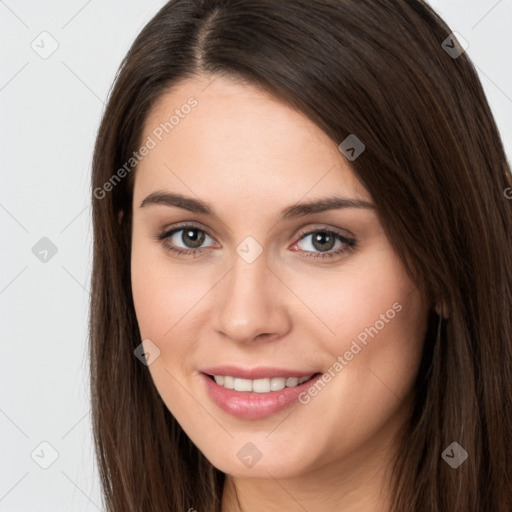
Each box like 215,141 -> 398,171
130,73 -> 429,511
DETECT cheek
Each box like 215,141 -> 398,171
279,248 -> 425,357
130,233 -> 219,400
274,260 -> 427,471
303,253 -> 427,424
285,249 -> 428,418
130,238 -> 207,419
131,232 -> 205,340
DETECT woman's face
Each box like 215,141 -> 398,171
131,74 -> 429,478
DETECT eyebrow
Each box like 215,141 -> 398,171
139,191 -> 375,220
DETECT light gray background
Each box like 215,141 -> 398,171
1,1 -> 511,510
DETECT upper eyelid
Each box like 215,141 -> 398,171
295,225 -> 354,240
160,221 -> 214,238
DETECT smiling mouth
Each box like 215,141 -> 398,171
205,373 -> 321,393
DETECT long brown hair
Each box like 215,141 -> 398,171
89,1 -> 512,510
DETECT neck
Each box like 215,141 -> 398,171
222,465 -> 393,512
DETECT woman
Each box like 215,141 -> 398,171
89,1 -> 512,510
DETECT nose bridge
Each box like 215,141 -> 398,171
213,246 -> 290,342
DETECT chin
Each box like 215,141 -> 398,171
202,442 -> 317,479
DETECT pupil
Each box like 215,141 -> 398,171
182,229 -> 205,248
312,232 -> 335,252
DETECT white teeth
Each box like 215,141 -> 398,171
253,378 -> 271,393
211,374 -> 314,392
234,378 -> 252,392
285,377 -> 299,387
223,376 -> 235,389
270,377 -> 286,391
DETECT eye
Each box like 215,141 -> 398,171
156,225 -> 218,257
292,229 -> 357,259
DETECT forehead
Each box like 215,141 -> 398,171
134,74 -> 370,206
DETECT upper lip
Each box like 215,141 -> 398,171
200,365 -> 319,380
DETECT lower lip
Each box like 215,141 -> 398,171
200,372 -> 322,420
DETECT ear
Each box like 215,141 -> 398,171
434,299 -> 450,319
118,209 -> 124,225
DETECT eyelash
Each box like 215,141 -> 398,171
155,223 -> 357,260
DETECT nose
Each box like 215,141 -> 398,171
212,250 -> 292,344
